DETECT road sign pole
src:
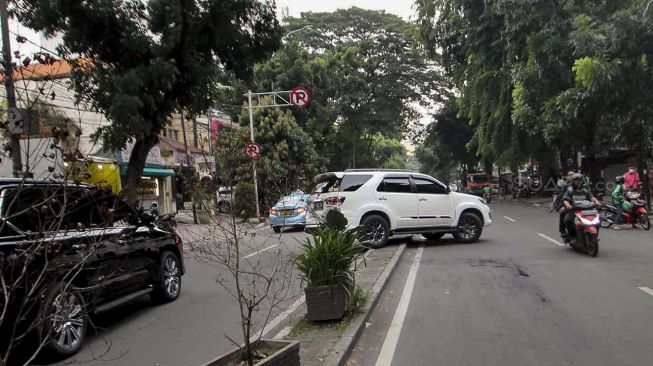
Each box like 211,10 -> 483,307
1,0 -> 22,177
248,90 -> 260,218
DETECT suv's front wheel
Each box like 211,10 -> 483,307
361,214 -> 389,248
453,212 -> 483,243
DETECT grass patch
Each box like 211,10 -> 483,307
289,318 -> 310,338
349,287 -> 369,316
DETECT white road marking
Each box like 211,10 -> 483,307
504,216 -> 516,222
375,246 -> 424,366
273,326 -> 292,340
242,244 -> 279,259
638,287 -> 653,297
258,295 -> 306,340
537,233 -> 566,247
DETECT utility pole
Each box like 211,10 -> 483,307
1,0 -> 22,177
640,119 -> 651,211
180,110 -> 197,224
247,90 -> 261,219
192,114 -> 198,148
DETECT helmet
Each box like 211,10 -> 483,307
571,173 -> 583,181
615,175 -> 625,184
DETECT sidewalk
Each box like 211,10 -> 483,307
267,243 -> 406,366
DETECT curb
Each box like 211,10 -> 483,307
323,243 -> 407,366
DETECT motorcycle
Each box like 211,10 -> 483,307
565,200 -> 601,257
483,190 -> 492,204
600,190 -> 650,231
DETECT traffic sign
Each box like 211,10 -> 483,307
290,86 -> 311,108
245,142 -> 262,160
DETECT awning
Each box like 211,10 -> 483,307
120,165 -> 175,177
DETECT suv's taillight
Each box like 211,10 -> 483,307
325,196 -> 346,206
175,235 -> 182,246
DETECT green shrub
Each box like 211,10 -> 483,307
294,226 -> 365,289
234,182 -> 257,218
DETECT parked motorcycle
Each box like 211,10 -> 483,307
600,191 -> 650,231
565,200 -> 601,257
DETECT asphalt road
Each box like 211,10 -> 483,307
55,224 -> 309,366
348,201 -> 653,366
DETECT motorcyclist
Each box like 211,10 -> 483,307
611,175 -> 626,230
556,170 -> 575,239
562,173 -> 602,242
482,185 -> 492,200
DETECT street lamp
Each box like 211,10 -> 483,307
282,25 -> 312,42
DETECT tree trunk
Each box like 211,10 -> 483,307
122,132 -> 160,205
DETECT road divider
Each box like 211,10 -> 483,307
537,233 -> 566,247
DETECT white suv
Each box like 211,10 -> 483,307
306,169 -> 492,248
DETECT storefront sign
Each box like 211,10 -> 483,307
121,143 -> 164,166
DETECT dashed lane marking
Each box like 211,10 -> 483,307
242,244 -> 279,259
504,216 -> 516,222
537,233 -> 566,247
638,287 -> 653,297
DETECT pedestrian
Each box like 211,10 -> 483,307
624,165 -> 640,191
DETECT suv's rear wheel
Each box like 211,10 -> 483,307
151,251 -> 182,303
422,232 -> 445,241
40,282 -> 88,357
453,212 -> 483,243
361,214 -> 389,248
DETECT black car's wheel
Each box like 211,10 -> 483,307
151,251 -> 182,303
638,214 -> 651,231
600,208 -> 613,228
361,214 -> 389,249
453,212 -> 483,243
40,282 -> 88,357
273,226 -> 282,233
422,232 -> 445,241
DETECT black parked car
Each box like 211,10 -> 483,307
0,179 -> 184,359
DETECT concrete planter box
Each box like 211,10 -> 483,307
304,284 -> 348,321
203,339 -> 299,366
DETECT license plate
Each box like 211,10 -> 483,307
313,202 -> 323,211
582,210 -> 598,215
280,209 -> 294,216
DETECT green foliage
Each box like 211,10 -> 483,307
218,7 -> 443,170
294,227 -> 365,289
234,182 -> 256,218
15,0 -> 282,201
325,210 -> 348,231
415,0 -> 653,175
349,287 -> 369,315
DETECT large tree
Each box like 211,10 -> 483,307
15,0 -> 281,203
219,7 -> 443,170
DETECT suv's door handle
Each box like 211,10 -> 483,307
419,198 -> 427,202
378,197 -> 388,201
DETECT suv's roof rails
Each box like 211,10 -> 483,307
344,169 -> 415,173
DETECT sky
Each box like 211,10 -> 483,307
276,0 -> 417,20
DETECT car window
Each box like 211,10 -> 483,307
377,177 -> 411,193
413,178 -> 447,194
1,187 -> 53,233
340,174 -> 373,192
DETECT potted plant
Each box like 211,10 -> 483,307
295,210 -> 365,321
